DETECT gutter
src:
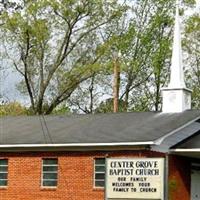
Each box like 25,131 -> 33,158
0,141 -> 154,148
170,148 -> 200,152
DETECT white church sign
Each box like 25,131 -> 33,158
106,158 -> 164,199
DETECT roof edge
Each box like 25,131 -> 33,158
170,148 -> 200,152
0,141 -> 154,148
155,114 -> 200,145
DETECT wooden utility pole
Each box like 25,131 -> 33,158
113,56 -> 120,113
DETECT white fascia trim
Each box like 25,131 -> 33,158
0,141 -> 154,148
170,149 -> 200,152
155,115 -> 200,145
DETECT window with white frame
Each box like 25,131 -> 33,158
42,158 -> 58,187
0,159 -> 8,187
94,158 -> 105,187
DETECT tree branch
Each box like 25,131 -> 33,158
20,30 -> 35,110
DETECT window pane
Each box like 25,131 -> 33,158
95,166 -> 105,172
0,166 -> 7,172
95,158 -> 105,165
43,173 -> 57,180
43,166 -> 58,172
43,159 -> 58,165
94,158 -> 105,188
0,173 -> 7,179
42,158 -> 58,187
0,159 -> 8,187
43,180 -> 57,187
95,180 -> 104,187
0,180 -> 7,186
0,160 -> 8,165
95,173 -> 105,180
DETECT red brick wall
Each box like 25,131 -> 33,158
168,155 -> 191,200
0,151 -> 190,200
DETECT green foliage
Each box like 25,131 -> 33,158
1,0 -> 126,114
183,0 -> 196,7
1,0 -> 199,114
52,105 -> 70,114
168,179 -> 178,200
183,14 -> 200,109
95,98 -> 125,113
0,102 -> 28,116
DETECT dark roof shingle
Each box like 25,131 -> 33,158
0,110 -> 200,145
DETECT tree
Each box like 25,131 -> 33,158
1,0 -> 126,114
124,0 -> 197,112
72,0 -> 174,113
184,14 -> 200,109
68,73 -> 99,114
118,0 -> 174,111
95,98 -> 125,113
68,0 -> 196,113
2,0 -> 198,114
0,101 -> 28,116
140,1 -> 173,111
0,0 -> 23,20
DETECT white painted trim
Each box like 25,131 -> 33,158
0,141 -> 154,148
170,149 -> 200,152
155,116 -> 200,145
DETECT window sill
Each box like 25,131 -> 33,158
93,187 -> 105,191
0,186 -> 8,190
40,187 -> 57,191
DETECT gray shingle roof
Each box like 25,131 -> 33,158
172,131 -> 200,149
0,110 -> 199,145
153,121 -> 200,152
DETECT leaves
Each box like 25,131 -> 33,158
0,102 -> 29,116
1,0 -> 199,114
183,13 -> 200,109
1,0 -> 127,114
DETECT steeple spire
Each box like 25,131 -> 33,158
168,0 -> 186,88
161,0 -> 192,113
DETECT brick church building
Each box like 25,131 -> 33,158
0,2 -> 200,200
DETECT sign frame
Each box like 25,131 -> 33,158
105,157 -> 165,200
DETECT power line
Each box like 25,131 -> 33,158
39,114 -> 74,199
38,115 -> 48,144
41,114 -> 53,143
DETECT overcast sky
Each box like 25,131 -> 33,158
1,0 -> 200,104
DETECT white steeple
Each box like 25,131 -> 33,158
169,0 -> 185,88
162,0 -> 192,113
